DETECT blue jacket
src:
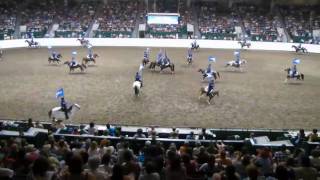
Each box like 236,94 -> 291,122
60,98 -> 67,109
206,64 -> 212,73
207,82 -> 215,95
135,73 -> 141,81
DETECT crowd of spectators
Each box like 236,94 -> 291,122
20,0 -> 56,38
198,2 -> 240,40
54,0 -> 97,38
1,120 -> 320,180
0,0 -> 17,40
95,0 -> 138,38
280,6 -> 312,43
237,4 -> 282,42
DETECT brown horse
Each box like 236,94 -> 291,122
82,54 -> 99,65
64,61 -> 86,73
149,61 -> 175,74
284,68 -> 304,83
199,87 -> 219,105
198,69 -> 220,80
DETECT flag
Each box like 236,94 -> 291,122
208,56 -> 216,62
56,88 -> 64,99
292,58 -> 301,65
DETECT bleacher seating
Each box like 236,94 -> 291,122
1,119 -> 320,180
0,0 -> 17,40
94,0 -> 138,38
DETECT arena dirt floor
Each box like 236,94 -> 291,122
0,46 -> 320,129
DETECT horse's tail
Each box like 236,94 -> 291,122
48,110 -> 52,119
134,86 -> 139,96
217,72 -> 221,78
216,91 -> 219,97
171,63 -> 175,72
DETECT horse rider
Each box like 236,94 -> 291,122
60,97 -> 69,119
162,53 -> 170,66
206,63 -> 213,74
87,46 -> 94,59
234,50 -> 241,66
207,80 -> 215,96
48,46 -> 58,59
291,64 -> 297,78
187,48 -> 193,60
191,40 -> 197,48
156,49 -> 163,65
135,72 -> 143,87
144,48 -> 150,60
70,56 -> 78,67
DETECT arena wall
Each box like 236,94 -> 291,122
1,38 -> 320,53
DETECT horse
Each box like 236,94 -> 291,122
48,54 -> 62,64
284,68 -> 304,83
77,38 -> 90,48
187,56 -> 193,65
149,61 -> 175,74
142,57 -> 150,66
48,103 -> 80,121
25,40 -> 40,48
198,69 -> 220,81
238,41 -> 251,49
225,60 -> 247,71
191,43 -> 200,51
292,45 -> 308,54
64,61 -> 87,73
82,54 -> 99,65
199,87 -> 219,105
132,81 -> 142,96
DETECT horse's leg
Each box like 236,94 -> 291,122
217,72 -> 220,78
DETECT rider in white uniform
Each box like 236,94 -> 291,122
87,46 -> 93,59
70,51 -> 78,67
234,51 -> 241,66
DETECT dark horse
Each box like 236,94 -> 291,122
77,38 -> 90,47
64,61 -> 87,73
198,69 -> 220,80
142,57 -> 150,66
48,54 -> 62,64
199,87 -> 219,105
238,40 -> 251,49
25,40 -> 39,48
284,68 -> 304,83
149,61 -> 175,74
292,45 -> 308,53
82,54 -> 99,65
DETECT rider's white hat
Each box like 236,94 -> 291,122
48,46 -> 52,49
87,44 -> 92,49
72,51 -> 77,55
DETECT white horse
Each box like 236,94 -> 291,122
48,103 -> 80,121
133,81 -> 142,96
225,60 -> 247,71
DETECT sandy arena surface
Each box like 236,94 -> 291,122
0,47 -> 319,129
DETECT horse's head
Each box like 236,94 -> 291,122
57,54 -> 62,58
94,54 -> 99,58
198,68 -> 204,73
64,61 -> 70,65
284,68 -> 290,73
73,103 -> 81,110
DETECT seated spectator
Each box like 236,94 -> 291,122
165,154 -> 187,180
139,161 -> 160,180
148,126 -> 157,138
98,153 -> 113,175
307,129 -> 318,142
121,150 -> 141,180
133,129 -> 146,138
199,155 -> 221,179
87,122 -> 97,135
104,123 -> 116,136
181,154 -> 202,179
186,131 -> 195,140
274,144 -> 290,164
86,156 -> 108,180
27,118 -> 34,128
169,128 -> 179,139
60,154 -> 95,180
294,156 -> 317,180
221,165 -> 240,180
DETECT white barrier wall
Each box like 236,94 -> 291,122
1,38 -> 320,53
